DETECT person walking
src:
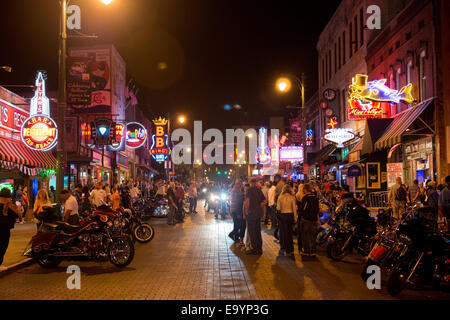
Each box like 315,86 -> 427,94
267,182 -> 277,227
276,184 -> 297,258
228,179 -> 245,245
0,188 -> 21,271
244,178 -> 266,255
187,182 -> 198,214
175,182 -> 185,222
295,182 -> 305,253
299,183 -> 320,257
166,182 -> 177,225
388,177 -> 407,220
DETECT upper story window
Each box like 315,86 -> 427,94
419,50 -> 427,101
406,60 -> 413,85
342,31 -> 346,64
418,20 -> 425,30
349,22 -> 353,58
354,16 -> 358,53
360,8 -> 364,47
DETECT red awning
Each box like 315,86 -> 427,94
0,138 -> 56,169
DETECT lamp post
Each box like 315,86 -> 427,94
276,73 -> 307,179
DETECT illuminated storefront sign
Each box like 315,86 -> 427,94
125,122 -> 146,149
348,74 -> 414,120
151,117 -> 170,162
327,117 -> 338,129
21,72 -> 58,151
256,127 -> 271,164
305,127 -> 314,146
279,146 -> 304,162
324,128 -> 355,148
109,122 -> 125,150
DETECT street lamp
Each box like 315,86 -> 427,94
1,66 -> 12,72
275,73 -> 307,179
178,115 -> 186,124
101,0 -> 113,5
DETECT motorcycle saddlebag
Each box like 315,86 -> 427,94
30,232 -> 58,253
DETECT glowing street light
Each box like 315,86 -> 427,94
101,0 -> 113,4
178,115 -> 186,124
276,77 -> 292,93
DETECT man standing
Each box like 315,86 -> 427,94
438,176 -> 450,232
166,181 -> 177,225
299,183 -> 320,257
409,179 -> 420,205
229,179 -> 245,244
73,184 -> 83,208
388,177 -> 407,220
244,178 -> 266,255
90,182 -> 107,208
261,181 -> 270,224
187,182 -> 198,214
60,189 -> 80,225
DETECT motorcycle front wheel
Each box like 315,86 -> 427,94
327,238 -> 350,261
108,236 -> 135,267
35,256 -> 63,269
133,223 -> 155,243
316,229 -> 329,246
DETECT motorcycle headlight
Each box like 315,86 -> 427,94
202,188 -> 207,193
220,193 -> 228,200
210,194 -> 217,201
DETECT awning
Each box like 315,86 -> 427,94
135,163 -> 159,174
0,138 -> 56,169
348,139 -> 363,155
374,98 -> 435,151
307,144 -> 336,165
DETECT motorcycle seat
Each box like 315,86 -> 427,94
55,221 -> 82,232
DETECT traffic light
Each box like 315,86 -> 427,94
224,171 -> 228,175
217,171 -> 221,175
92,118 -> 114,146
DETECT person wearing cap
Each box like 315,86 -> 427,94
244,177 -> 266,255
0,188 -> 21,271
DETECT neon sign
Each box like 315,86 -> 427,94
305,127 -> 313,146
126,122 -> 147,149
327,117 -> 338,129
21,72 -> 58,151
348,74 -> 414,120
324,128 -> 355,148
151,117 -> 170,162
256,127 -> 271,165
279,146 -> 304,162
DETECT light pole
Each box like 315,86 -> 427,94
276,73 -> 307,179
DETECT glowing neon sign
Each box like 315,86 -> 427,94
256,127 -> 271,165
151,117 -> 170,162
305,127 -> 314,146
21,72 -> 58,151
324,128 -> 355,148
327,117 -> 338,129
279,146 -> 304,162
126,122 -> 147,149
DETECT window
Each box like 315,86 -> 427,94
419,51 -> 427,100
396,41 -> 400,49
342,88 -> 346,122
380,55 -> 383,62
349,23 -> 353,58
343,31 -> 346,64
334,43 -> 337,74
395,69 -> 401,113
406,32 -> 412,40
418,20 -> 425,30
406,60 -> 412,85
338,37 -> 341,69
389,47 -> 393,55
354,16 -> 358,53
360,8 -> 364,47
328,50 -> 332,80
322,58 -> 325,86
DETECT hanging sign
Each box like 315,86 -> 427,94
347,164 -> 362,177
151,117 -> 170,162
256,127 -> 271,164
21,72 -> 58,151
324,128 -> 355,148
323,88 -> 336,101
279,146 -> 304,162
126,122 -> 147,149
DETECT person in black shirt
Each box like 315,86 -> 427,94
244,178 -> 266,255
299,183 -> 320,257
0,188 -> 21,270
166,182 -> 177,225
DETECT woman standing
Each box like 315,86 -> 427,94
33,189 -> 56,232
0,188 -> 21,270
276,184 -> 297,257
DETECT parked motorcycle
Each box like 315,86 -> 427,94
121,208 -> 155,243
24,208 -> 134,268
148,196 -> 169,218
316,201 -> 336,246
326,200 -> 378,261
385,207 -> 449,296
216,192 -> 230,219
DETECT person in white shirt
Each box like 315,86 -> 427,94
130,184 -> 140,200
60,189 -> 79,225
90,182 -> 107,208
267,182 -> 277,227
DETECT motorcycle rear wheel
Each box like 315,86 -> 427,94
133,224 -> 155,243
387,269 -> 408,296
35,256 -> 63,269
327,239 -> 350,261
108,236 -> 134,267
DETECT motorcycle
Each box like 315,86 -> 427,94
385,207 -> 449,296
121,208 -> 155,243
24,208 -> 134,268
216,192 -> 230,219
326,200 -> 378,261
148,196 -> 169,218
207,193 -> 219,214
316,201 -> 337,246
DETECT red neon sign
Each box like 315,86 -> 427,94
21,116 -> 57,151
348,99 -> 383,120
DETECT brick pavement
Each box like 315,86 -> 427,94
0,202 -> 448,300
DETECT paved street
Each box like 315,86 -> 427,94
0,202 -> 448,300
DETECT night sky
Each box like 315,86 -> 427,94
0,0 -> 341,130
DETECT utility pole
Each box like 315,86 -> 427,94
56,0 -> 68,199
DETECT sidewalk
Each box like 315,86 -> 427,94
1,222 -> 36,273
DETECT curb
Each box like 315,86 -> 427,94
0,258 -> 34,277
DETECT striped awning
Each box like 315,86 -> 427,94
348,139 -> 363,155
0,138 -> 56,169
374,98 -> 435,151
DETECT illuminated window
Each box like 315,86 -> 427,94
406,60 -> 413,89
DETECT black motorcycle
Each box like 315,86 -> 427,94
316,201 -> 336,246
121,208 -> 155,243
386,208 -> 449,296
326,200 -> 378,261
